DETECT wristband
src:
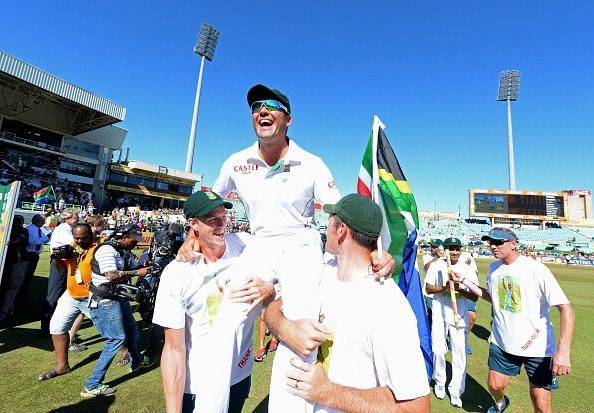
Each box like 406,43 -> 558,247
461,277 -> 467,286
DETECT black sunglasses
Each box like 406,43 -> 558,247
488,239 -> 510,246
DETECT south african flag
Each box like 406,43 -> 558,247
357,115 -> 433,380
33,186 -> 56,204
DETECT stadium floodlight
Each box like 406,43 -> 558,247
497,70 -> 520,102
497,70 -> 520,190
185,23 -> 220,173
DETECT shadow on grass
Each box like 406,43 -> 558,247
441,360 -> 492,412
250,395 -> 269,413
48,394 -> 116,413
462,371 -> 492,411
0,325 -> 54,354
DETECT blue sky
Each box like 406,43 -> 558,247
3,1 -> 593,214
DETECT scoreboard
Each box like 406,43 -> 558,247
469,189 -> 567,220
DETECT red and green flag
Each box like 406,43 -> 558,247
33,186 -> 56,204
357,115 -> 433,380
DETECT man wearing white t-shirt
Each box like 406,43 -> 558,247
267,194 -> 430,413
425,237 -> 478,408
451,227 -> 575,413
154,190 -> 274,413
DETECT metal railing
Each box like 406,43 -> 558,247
0,130 -> 64,154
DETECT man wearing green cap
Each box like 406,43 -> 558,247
267,194 -> 430,412
424,237 -> 478,408
153,190 -> 274,413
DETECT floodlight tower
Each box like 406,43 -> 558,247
497,70 -> 520,190
185,23 -> 220,173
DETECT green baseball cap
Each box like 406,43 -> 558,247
444,237 -> 462,248
184,191 -> 232,219
323,194 -> 382,237
247,84 -> 291,114
430,239 -> 444,248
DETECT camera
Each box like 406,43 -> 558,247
50,244 -> 76,260
153,223 -> 184,263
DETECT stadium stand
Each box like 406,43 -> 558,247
513,227 -> 591,244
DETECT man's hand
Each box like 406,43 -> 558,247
551,348 -> 571,376
280,319 -> 330,358
445,280 -> 463,291
137,267 -> 151,277
370,250 -> 395,280
286,358 -> 332,404
227,276 -> 275,313
449,270 -> 464,283
176,236 -> 201,262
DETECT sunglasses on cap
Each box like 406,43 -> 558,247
251,99 -> 289,114
487,239 -> 510,246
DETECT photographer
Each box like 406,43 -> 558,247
40,208 -> 79,337
80,224 -> 151,398
37,224 -> 98,382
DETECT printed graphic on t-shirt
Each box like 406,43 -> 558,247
498,276 -> 521,312
206,292 -> 222,325
317,334 -> 334,372
317,310 -> 335,373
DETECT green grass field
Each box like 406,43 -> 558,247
0,255 -> 592,412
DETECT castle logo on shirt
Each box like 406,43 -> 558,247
233,164 -> 259,174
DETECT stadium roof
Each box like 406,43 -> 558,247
73,124 -> 128,151
0,50 -> 126,136
114,160 -> 202,183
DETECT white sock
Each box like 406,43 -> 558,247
495,399 -> 505,411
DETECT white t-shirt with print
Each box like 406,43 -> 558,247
314,267 -> 430,413
486,255 -> 569,357
152,233 -> 253,394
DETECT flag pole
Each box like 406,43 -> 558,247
371,115 -> 384,259
444,249 -> 462,327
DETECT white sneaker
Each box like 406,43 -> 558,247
434,386 -> 446,399
450,395 -> 463,408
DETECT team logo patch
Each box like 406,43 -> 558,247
205,191 -> 217,200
